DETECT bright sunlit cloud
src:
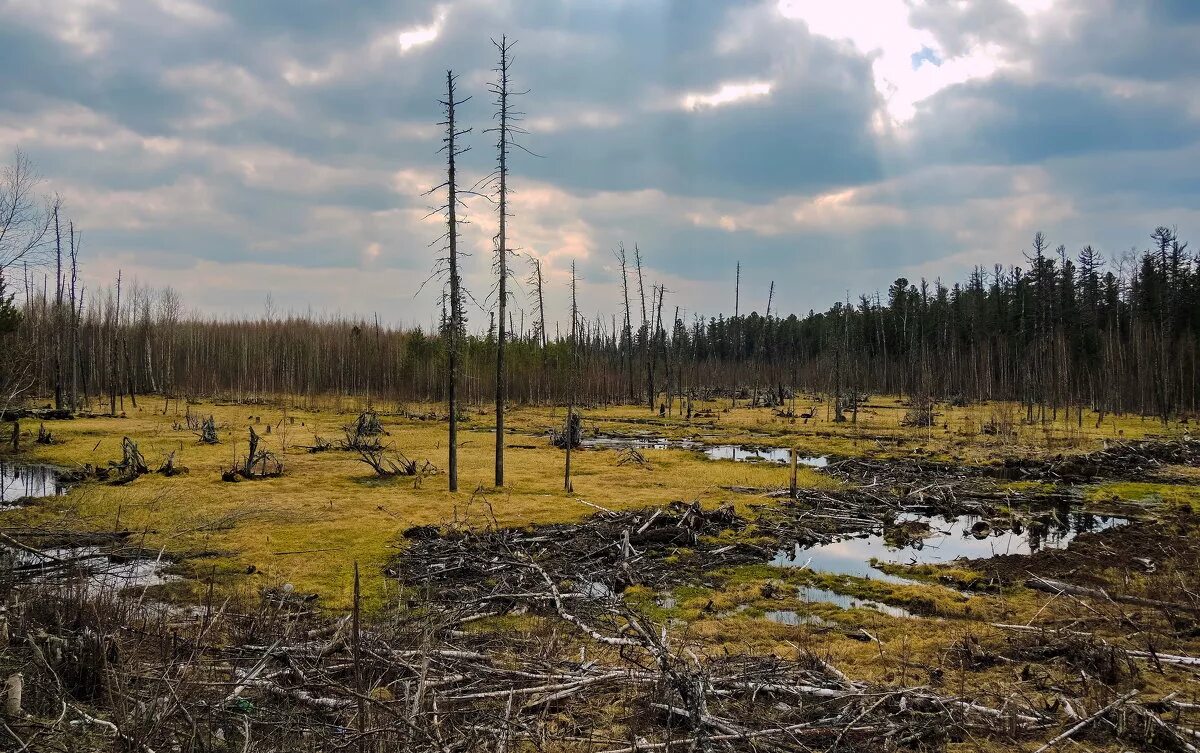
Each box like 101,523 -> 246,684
395,8 -> 446,53
682,80 -> 773,111
777,0 -> 1055,124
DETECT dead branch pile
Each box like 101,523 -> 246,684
355,445 -> 437,477
156,450 -> 188,476
391,501 -> 753,602
8,517 -> 1188,753
901,397 -> 938,427
222,426 -> 283,482
302,434 -> 334,453
996,437 -> 1200,482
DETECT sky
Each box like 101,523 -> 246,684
1,0 -> 1197,330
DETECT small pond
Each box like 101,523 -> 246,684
0,462 -> 69,503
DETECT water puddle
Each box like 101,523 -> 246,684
764,609 -> 837,627
2,545 -> 177,595
772,511 -> 1129,578
1,462 -> 68,503
704,446 -> 828,467
797,586 -> 916,618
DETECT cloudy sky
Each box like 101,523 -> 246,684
1,0 -> 1197,329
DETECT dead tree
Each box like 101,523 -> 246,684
67,223 -> 80,410
428,71 -> 471,493
485,36 -> 525,489
529,256 -> 548,388
51,198 -> 63,410
565,261 -> 578,492
109,270 -> 120,416
617,243 -> 636,404
634,245 -> 652,409
732,260 -> 740,407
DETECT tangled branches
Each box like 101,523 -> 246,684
222,426 -> 283,482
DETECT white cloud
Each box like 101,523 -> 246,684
777,0 -> 1056,124
681,80 -> 773,111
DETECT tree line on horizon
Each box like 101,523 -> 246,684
4,224 -> 1197,425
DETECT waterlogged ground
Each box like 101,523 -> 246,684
5,395 -> 1200,750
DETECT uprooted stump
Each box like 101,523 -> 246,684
353,410 -> 386,436
338,411 -> 388,452
156,451 -> 189,477
550,412 -> 583,449
35,424 -> 55,445
198,415 -> 218,444
222,426 -> 283,482
108,437 -> 149,484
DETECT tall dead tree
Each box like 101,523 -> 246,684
529,257 -> 547,392
68,224 -> 80,409
617,243 -> 635,403
634,245 -> 652,409
51,198 -> 63,410
485,36 -> 521,488
430,71 -> 471,492
110,269 -> 121,416
565,261 -> 578,493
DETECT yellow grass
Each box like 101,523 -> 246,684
4,393 -> 1188,607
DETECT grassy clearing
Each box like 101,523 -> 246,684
3,393 -> 1190,607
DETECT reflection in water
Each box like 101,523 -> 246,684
0,545 -> 176,595
796,586 -> 915,618
764,610 -> 837,627
581,436 -> 682,451
772,511 -> 1129,577
0,462 -> 68,503
704,445 -> 828,467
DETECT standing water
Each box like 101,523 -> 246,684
704,445 -> 828,467
1,462 -> 68,504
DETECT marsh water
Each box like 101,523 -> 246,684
772,511 -> 1129,577
704,445 -> 828,467
0,462 -> 68,503
0,545 -> 176,594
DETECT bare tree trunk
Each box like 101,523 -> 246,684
489,36 -> 518,488
634,245 -> 652,409
439,70 -> 468,493
110,270 -> 121,416
565,261 -> 577,493
52,201 -> 63,410
68,224 -> 79,410
617,244 -> 635,404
